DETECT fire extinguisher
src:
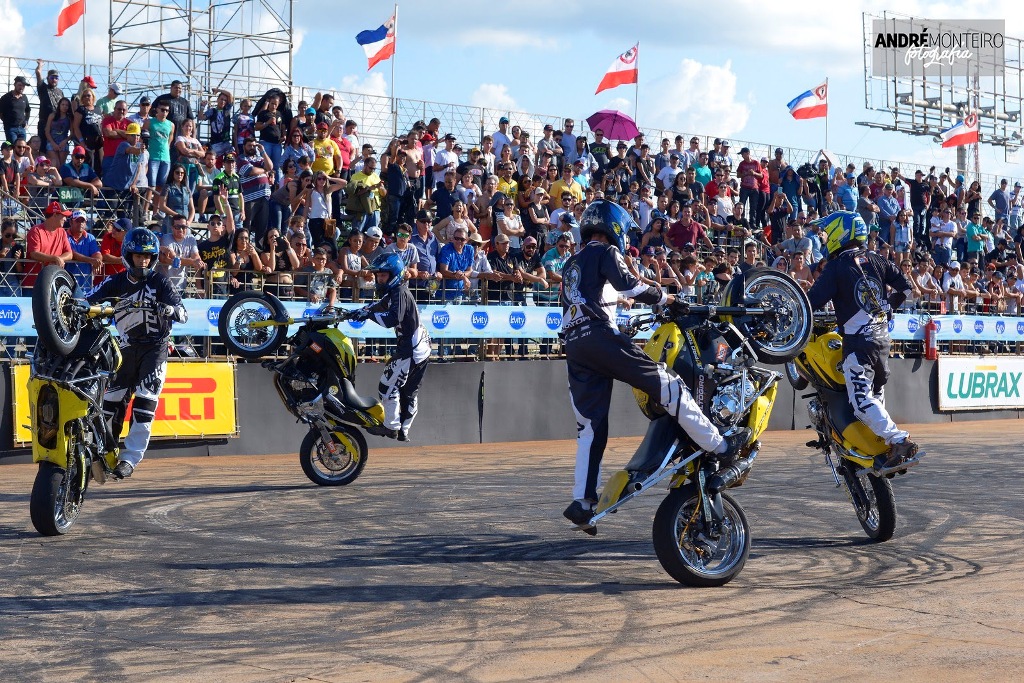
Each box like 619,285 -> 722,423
924,317 -> 938,360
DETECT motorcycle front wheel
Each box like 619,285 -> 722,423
32,265 -> 81,357
30,460 -> 84,536
299,426 -> 368,486
841,462 -> 897,542
734,267 -> 813,364
218,290 -> 290,359
652,483 -> 750,587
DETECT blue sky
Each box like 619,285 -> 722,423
3,0 -> 1022,181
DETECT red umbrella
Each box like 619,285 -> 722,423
586,109 -> 641,141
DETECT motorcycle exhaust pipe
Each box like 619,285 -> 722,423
708,448 -> 759,494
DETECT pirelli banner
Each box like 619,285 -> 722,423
937,356 -> 1024,411
11,361 -> 238,446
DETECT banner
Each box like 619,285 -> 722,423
937,356 -> 1024,411
11,361 -> 238,446
4,296 -> 1024,341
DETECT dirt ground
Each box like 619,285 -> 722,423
2,420 -> 1023,682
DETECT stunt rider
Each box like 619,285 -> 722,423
349,253 -> 431,442
806,211 -> 919,470
560,200 -> 749,533
87,227 -> 187,479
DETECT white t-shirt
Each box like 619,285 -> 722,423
930,220 -> 955,249
433,148 -> 459,177
492,131 -> 511,158
656,165 -> 682,189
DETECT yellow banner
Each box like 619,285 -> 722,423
12,361 -> 238,446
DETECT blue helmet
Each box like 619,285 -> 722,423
579,199 -> 633,253
121,227 -> 160,279
368,252 -> 405,295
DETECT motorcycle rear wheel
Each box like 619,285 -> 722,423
30,460 -> 84,536
32,265 -> 81,357
652,483 -> 750,587
299,426 -> 368,486
218,290 -> 290,359
841,463 -> 897,542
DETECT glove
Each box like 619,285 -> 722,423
667,298 -> 690,317
349,307 -> 371,322
160,304 -> 177,319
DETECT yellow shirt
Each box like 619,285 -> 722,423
350,171 -> 383,212
312,138 -> 340,175
549,179 -> 583,209
497,178 -> 518,203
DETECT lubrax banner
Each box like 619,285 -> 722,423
937,356 -> 1024,411
871,18 -> 1005,78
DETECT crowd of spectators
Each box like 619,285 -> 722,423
4,59 -> 1024,326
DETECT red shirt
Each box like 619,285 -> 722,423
705,180 -> 733,199
100,232 -> 126,277
758,162 -> 771,193
667,220 -> 707,249
335,136 -> 353,170
736,159 -> 761,189
102,115 -> 131,159
24,223 -> 73,288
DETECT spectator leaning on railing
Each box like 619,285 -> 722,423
23,201 -> 73,289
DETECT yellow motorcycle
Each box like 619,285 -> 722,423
786,313 -> 923,542
27,266 -> 130,535
594,267 -> 813,586
218,291 -> 388,486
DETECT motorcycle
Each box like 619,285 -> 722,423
26,265 -> 142,535
218,290 -> 388,486
591,267 -> 813,587
786,313 -> 923,542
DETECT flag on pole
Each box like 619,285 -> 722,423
787,82 -> 828,120
940,113 -> 980,148
595,44 -> 639,95
56,0 -> 86,37
356,14 -> 397,71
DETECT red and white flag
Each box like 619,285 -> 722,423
940,113 -> 980,148
595,44 -> 639,95
56,0 -> 86,37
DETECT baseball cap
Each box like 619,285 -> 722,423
642,246 -> 656,256
714,138 -> 722,145
443,133 -> 456,141
45,201 -> 71,217
316,122 -> 329,130
739,147 -> 750,154
681,243 -> 696,251
35,156 -> 49,165
364,226 -> 383,239
416,209 -> 431,222
470,147 -> 481,154
713,245 -> 726,254
845,172 -> 856,179
139,96 -> 151,105
73,145 -> 87,156
223,152 -> 236,161
628,246 -> 641,257
114,217 -> 133,231
47,69 -> 59,78
306,107 -> 316,115
110,83 -> 123,95
421,132 -> 435,143
559,212 -> 577,225
543,124 -> 553,131
71,209 -> 87,220
948,261 -> 961,269
0,141 -> 11,149
1017,182 -> 1023,188
499,116 -> 510,124
775,147 -> 784,154
494,233 -> 510,243
523,236 -> 538,247
721,139 -> 730,147
125,123 -> 141,135
13,75 -> 27,85
83,76 -> 97,88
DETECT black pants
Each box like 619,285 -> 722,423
102,342 -> 168,467
565,324 -> 722,501
244,197 -> 270,243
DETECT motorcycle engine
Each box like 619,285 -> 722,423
709,378 -> 757,427
806,397 -> 825,428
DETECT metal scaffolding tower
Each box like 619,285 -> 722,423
108,0 -> 294,101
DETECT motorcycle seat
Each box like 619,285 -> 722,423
339,378 -> 378,410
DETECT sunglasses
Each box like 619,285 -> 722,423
3,232 -> 17,238
396,232 -> 410,238
452,237 -> 466,242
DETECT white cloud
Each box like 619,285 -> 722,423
0,1 -> 25,56
603,97 -> 632,113
645,59 -> 750,138
470,83 -> 518,111
339,72 -> 389,98
456,28 -> 556,50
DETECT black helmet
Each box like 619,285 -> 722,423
579,199 -> 633,253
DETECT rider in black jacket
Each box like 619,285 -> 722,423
87,227 -> 187,479
806,211 -> 918,469
560,200 -> 748,533
350,253 -> 431,441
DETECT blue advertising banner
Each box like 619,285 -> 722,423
3,296 -> 1024,341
